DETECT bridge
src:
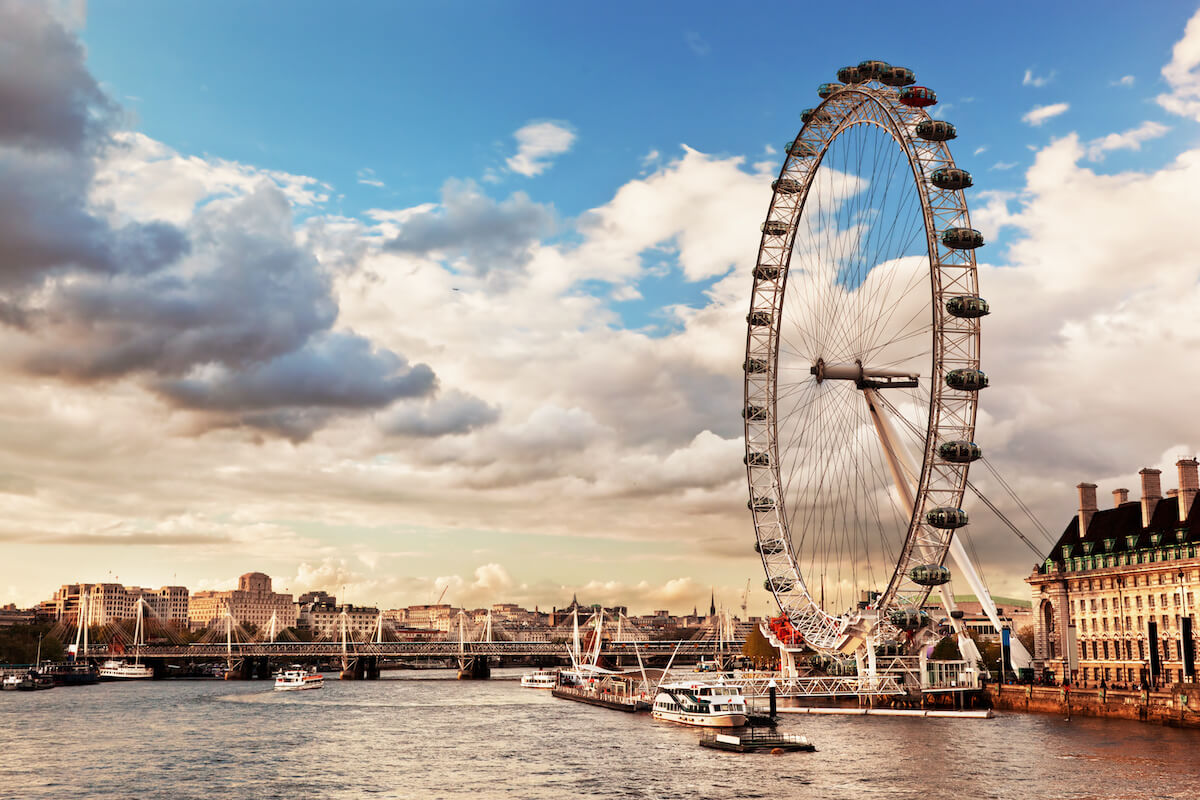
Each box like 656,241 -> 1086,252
133,639 -> 741,659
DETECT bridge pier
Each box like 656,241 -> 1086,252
457,657 -> 491,680
364,656 -> 380,680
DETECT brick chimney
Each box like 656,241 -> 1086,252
1140,468 -> 1162,528
1112,488 -> 1129,507
1178,458 -> 1199,521
1077,482 -> 1098,536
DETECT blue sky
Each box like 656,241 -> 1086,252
1,1 -> 1199,613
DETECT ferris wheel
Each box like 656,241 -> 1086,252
743,60 -> 992,660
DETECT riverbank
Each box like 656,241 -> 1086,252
986,683 -> 1200,728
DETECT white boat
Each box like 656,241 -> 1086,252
274,667 -> 323,691
520,668 -> 558,689
651,681 -> 748,728
98,660 -> 154,680
2,674 -> 22,691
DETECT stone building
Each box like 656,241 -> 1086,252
296,600 -> 380,640
43,583 -> 189,626
1027,459 -> 1199,687
189,572 -> 297,631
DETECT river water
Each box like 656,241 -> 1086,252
2,667 -> 1198,800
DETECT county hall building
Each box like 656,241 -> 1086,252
1027,459 -> 1199,688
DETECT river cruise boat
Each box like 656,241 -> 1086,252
651,681 -> 748,728
98,660 -> 153,680
274,666 -> 324,691
520,668 -> 558,689
3,674 -> 22,691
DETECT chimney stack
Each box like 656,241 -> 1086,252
1140,468 -> 1162,528
1112,488 -> 1129,507
1077,482 -> 1098,536
1178,458 -> 1199,522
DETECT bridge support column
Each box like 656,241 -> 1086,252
364,656 -> 380,680
457,657 -> 491,680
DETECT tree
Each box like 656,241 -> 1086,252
930,635 -> 961,660
1017,625 -> 1035,655
741,626 -> 778,668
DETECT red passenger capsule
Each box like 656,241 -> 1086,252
899,86 -> 937,108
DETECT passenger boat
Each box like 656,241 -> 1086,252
274,666 -> 324,691
98,659 -> 154,680
2,674 -> 23,691
519,668 -> 558,689
17,671 -> 55,691
651,681 -> 748,727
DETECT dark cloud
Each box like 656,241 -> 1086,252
0,2 -> 447,440
0,0 -> 111,153
383,179 -> 553,273
380,390 -> 500,437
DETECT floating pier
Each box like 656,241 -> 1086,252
777,707 -> 992,719
699,730 -> 816,753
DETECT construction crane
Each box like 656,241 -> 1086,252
740,578 -> 750,620
434,584 -> 448,606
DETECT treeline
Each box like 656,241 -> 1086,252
0,624 -> 64,665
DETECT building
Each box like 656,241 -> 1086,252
296,600 -> 379,640
41,583 -> 189,627
402,603 -> 461,632
0,604 -> 35,627
1027,459 -> 1200,687
189,572 -> 297,631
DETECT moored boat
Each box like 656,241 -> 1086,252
17,671 -> 55,691
98,660 -> 154,680
274,666 -> 324,691
520,668 -> 558,689
2,674 -> 23,691
652,681 -> 748,727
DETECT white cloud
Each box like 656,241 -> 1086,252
973,145 -> 988,156
1084,120 -> 1169,161
684,31 -> 710,56
1022,68 -> 1054,87
1112,75 -> 1135,87
505,120 -> 576,177
990,161 -> 1017,171
1158,7 -> 1200,122
1022,102 -> 1070,126
356,168 -> 384,188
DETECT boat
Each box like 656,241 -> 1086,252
17,671 -> 55,691
274,666 -> 324,691
551,667 -> 650,712
40,661 -> 99,687
652,681 -> 749,727
98,659 -> 154,680
699,729 -> 816,753
520,668 -> 558,689
2,674 -> 22,691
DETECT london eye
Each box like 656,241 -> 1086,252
743,60 -> 996,664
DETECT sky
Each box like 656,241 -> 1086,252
2,0 -> 1200,616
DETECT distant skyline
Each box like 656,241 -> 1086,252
2,1 -> 1200,615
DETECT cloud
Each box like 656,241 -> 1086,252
973,145 -> 988,156
990,161 -> 1018,171
505,120 -> 576,177
1022,69 -> 1054,87
356,168 -> 384,188
1085,120 -> 1169,161
380,389 -> 500,438
1022,103 -> 1070,126
1158,7 -> 1200,122
684,31 -> 711,56
382,178 -> 554,274
1112,75 -> 1135,87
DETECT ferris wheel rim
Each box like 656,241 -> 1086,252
743,74 -> 983,655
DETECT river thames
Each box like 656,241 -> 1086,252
2,668 -> 1198,799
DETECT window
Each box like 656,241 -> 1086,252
1102,598 -> 1108,611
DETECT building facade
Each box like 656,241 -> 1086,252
296,601 -> 380,640
1028,459 -> 1199,687
189,572 -> 297,631
42,583 -> 189,626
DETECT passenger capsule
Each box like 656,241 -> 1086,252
888,609 -> 929,630
753,265 -> 781,281
764,576 -> 796,593
801,107 -> 833,126
743,405 -> 767,421
744,358 -> 768,374
761,220 -> 788,236
909,564 -> 952,587
945,368 -> 989,391
749,496 -> 775,512
786,140 -> 817,158
915,120 -> 957,141
945,295 -> 990,318
744,451 -> 771,467
930,167 -> 973,190
941,227 -> 984,249
937,440 -> 982,463
875,641 -> 903,657
857,60 -> 890,80
755,539 -> 786,555
747,310 -> 772,327
772,178 -> 802,195
926,507 -> 969,529
899,86 -> 937,108
837,65 -> 863,84
880,66 -> 916,87
817,82 -> 843,99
